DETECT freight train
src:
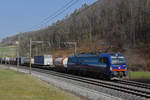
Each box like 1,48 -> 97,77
0,53 -> 128,80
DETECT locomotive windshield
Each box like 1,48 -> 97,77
111,56 -> 126,65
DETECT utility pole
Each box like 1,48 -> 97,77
16,35 -> 20,72
0,47 -> 3,64
75,42 -> 77,54
29,39 -> 32,74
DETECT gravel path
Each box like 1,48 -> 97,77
0,65 -> 122,100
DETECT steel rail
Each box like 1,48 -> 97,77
116,79 -> 150,90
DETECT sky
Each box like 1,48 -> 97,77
0,0 -> 97,41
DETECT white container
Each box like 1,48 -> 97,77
34,55 -> 53,66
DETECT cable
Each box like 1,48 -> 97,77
28,0 -> 79,31
42,0 -> 80,26
37,0 -> 76,27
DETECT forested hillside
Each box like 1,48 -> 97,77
1,0 -> 150,70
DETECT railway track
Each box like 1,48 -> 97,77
6,65 -> 150,99
116,79 -> 150,90
25,66 -> 150,99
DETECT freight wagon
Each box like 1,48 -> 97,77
54,57 -> 68,72
16,58 -> 24,65
9,57 -> 17,65
34,55 -> 53,67
23,57 -> 34,65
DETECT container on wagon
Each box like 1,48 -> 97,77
54,57 -> 68,68
24,57 -> 34,65
16,57 -> 24,65
34,55 -> 53,66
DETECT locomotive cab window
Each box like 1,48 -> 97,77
100,57 -> 109,65
104,57 -> 109,65
99,58 -> 104,63
111,56 -> 126,65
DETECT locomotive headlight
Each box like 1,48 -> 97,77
110,67 -> 113,71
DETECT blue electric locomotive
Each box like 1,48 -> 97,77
67,53 -> 127,79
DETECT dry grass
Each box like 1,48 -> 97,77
0,69 -> 81,100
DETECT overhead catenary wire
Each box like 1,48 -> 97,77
28,0 -> 80,31
43,0 -> 91,28
42,0 -> 80,26
39,0 -> 75,24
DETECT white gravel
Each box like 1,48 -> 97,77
0,65 -> 122,100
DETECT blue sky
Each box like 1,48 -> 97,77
0,0 -> 97,41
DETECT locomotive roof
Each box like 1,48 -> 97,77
101,53 -> 124,57
68,53 -> 124,58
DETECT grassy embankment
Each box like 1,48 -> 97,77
129,72 -> 150,79
0,69 -> 81,100
0,46 -> 17,57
